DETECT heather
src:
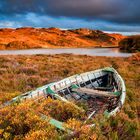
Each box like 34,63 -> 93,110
0,54 -> 139,139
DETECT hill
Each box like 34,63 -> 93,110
119,35 -> 140,52
0,27 -> 125,50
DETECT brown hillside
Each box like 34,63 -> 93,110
0,27 -> 125,50
119,35 -> 140,52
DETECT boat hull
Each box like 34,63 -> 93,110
1,67 -> 126,131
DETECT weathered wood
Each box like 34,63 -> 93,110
94,86 -> 114,91
72,87 -> 117,97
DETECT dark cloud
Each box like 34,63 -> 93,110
0,0 -> 140,24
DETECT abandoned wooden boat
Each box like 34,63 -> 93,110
2,67 -> 126,131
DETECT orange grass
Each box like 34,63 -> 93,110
0,54 -> 139,139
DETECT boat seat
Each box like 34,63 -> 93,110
72,87 -> 117,98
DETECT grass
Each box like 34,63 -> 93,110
0,53 -> 140,139
0,27 -> 125,50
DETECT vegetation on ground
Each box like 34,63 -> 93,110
119,35 -> 140,52
0,54 -> 140,139
0,27 -> 125,49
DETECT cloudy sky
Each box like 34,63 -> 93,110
0,0 -> 140,35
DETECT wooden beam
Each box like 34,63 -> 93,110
72,87 -> 117,98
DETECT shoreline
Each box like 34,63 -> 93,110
41,45 -> 119,49
0,47 -> 133,57
0,46 -> 119,51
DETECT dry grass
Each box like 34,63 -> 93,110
0,27 -> 125,50
0,54 -> 139,139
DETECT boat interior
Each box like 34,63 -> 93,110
46,70 -> 122,119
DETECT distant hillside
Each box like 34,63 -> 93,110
0,27 -> 125,50
119,35 -> 140,53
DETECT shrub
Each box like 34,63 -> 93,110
6,41 -> 30,49
0,102 -> 61,139
119,36 -> 140,52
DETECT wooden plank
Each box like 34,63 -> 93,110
72,87 -> 117,97
94,86 -> 114,91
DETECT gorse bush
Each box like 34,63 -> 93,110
0,99 -> 94,140
35,98 -> 85,122
0,102 -> 61,139
0,92 -> 20,104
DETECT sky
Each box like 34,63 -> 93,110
0,0 -> 140,35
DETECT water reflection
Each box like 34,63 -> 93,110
0,48 -> 132,57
